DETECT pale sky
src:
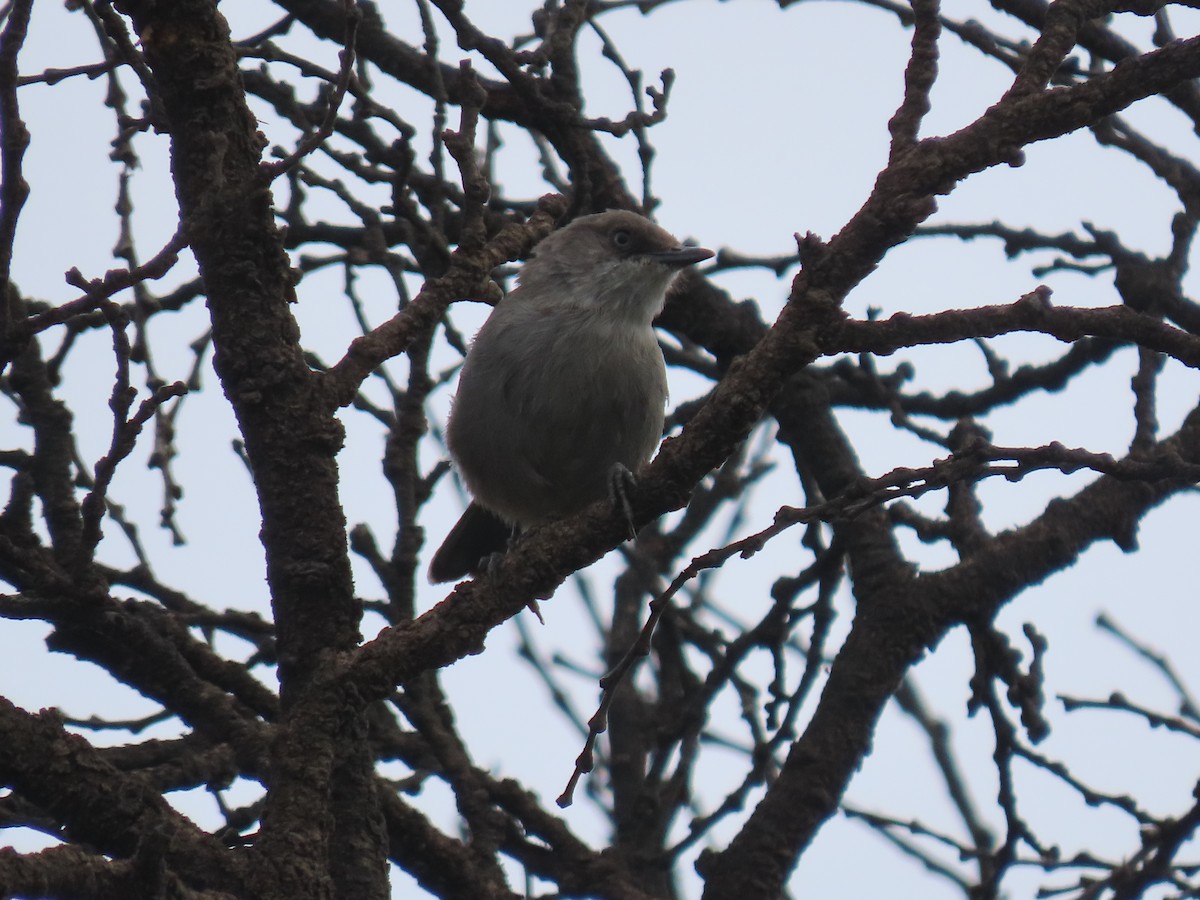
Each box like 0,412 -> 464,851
5,3 -> 1200,897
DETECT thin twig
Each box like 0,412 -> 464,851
0,0 -> 33,345
263,0 -> 362,181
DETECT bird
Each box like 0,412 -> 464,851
428,209 -> 713,583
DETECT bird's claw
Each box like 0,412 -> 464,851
475,548 -> 544,623
607,463 -> 638,541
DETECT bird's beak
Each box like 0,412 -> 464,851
649,246 -> 714,268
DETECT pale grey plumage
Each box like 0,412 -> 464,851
429,210 -> 712,583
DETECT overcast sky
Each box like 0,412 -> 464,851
6,3 -> 1200,897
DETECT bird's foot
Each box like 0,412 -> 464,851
476,541 -> 543,624
607,463 -> 638,541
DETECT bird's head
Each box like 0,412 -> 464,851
515,210 -> 713,324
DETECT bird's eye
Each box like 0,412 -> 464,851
611,229 -> 633,251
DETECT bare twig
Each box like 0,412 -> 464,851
0,0 -> 33,345
887,0 -> 941,158
263,0 -> 362,180
77,303 -> 187,568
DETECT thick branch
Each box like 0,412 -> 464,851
0,698 -> 241,893
112,1 -> 382,896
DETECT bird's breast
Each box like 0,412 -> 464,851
448,308 -> 668,523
